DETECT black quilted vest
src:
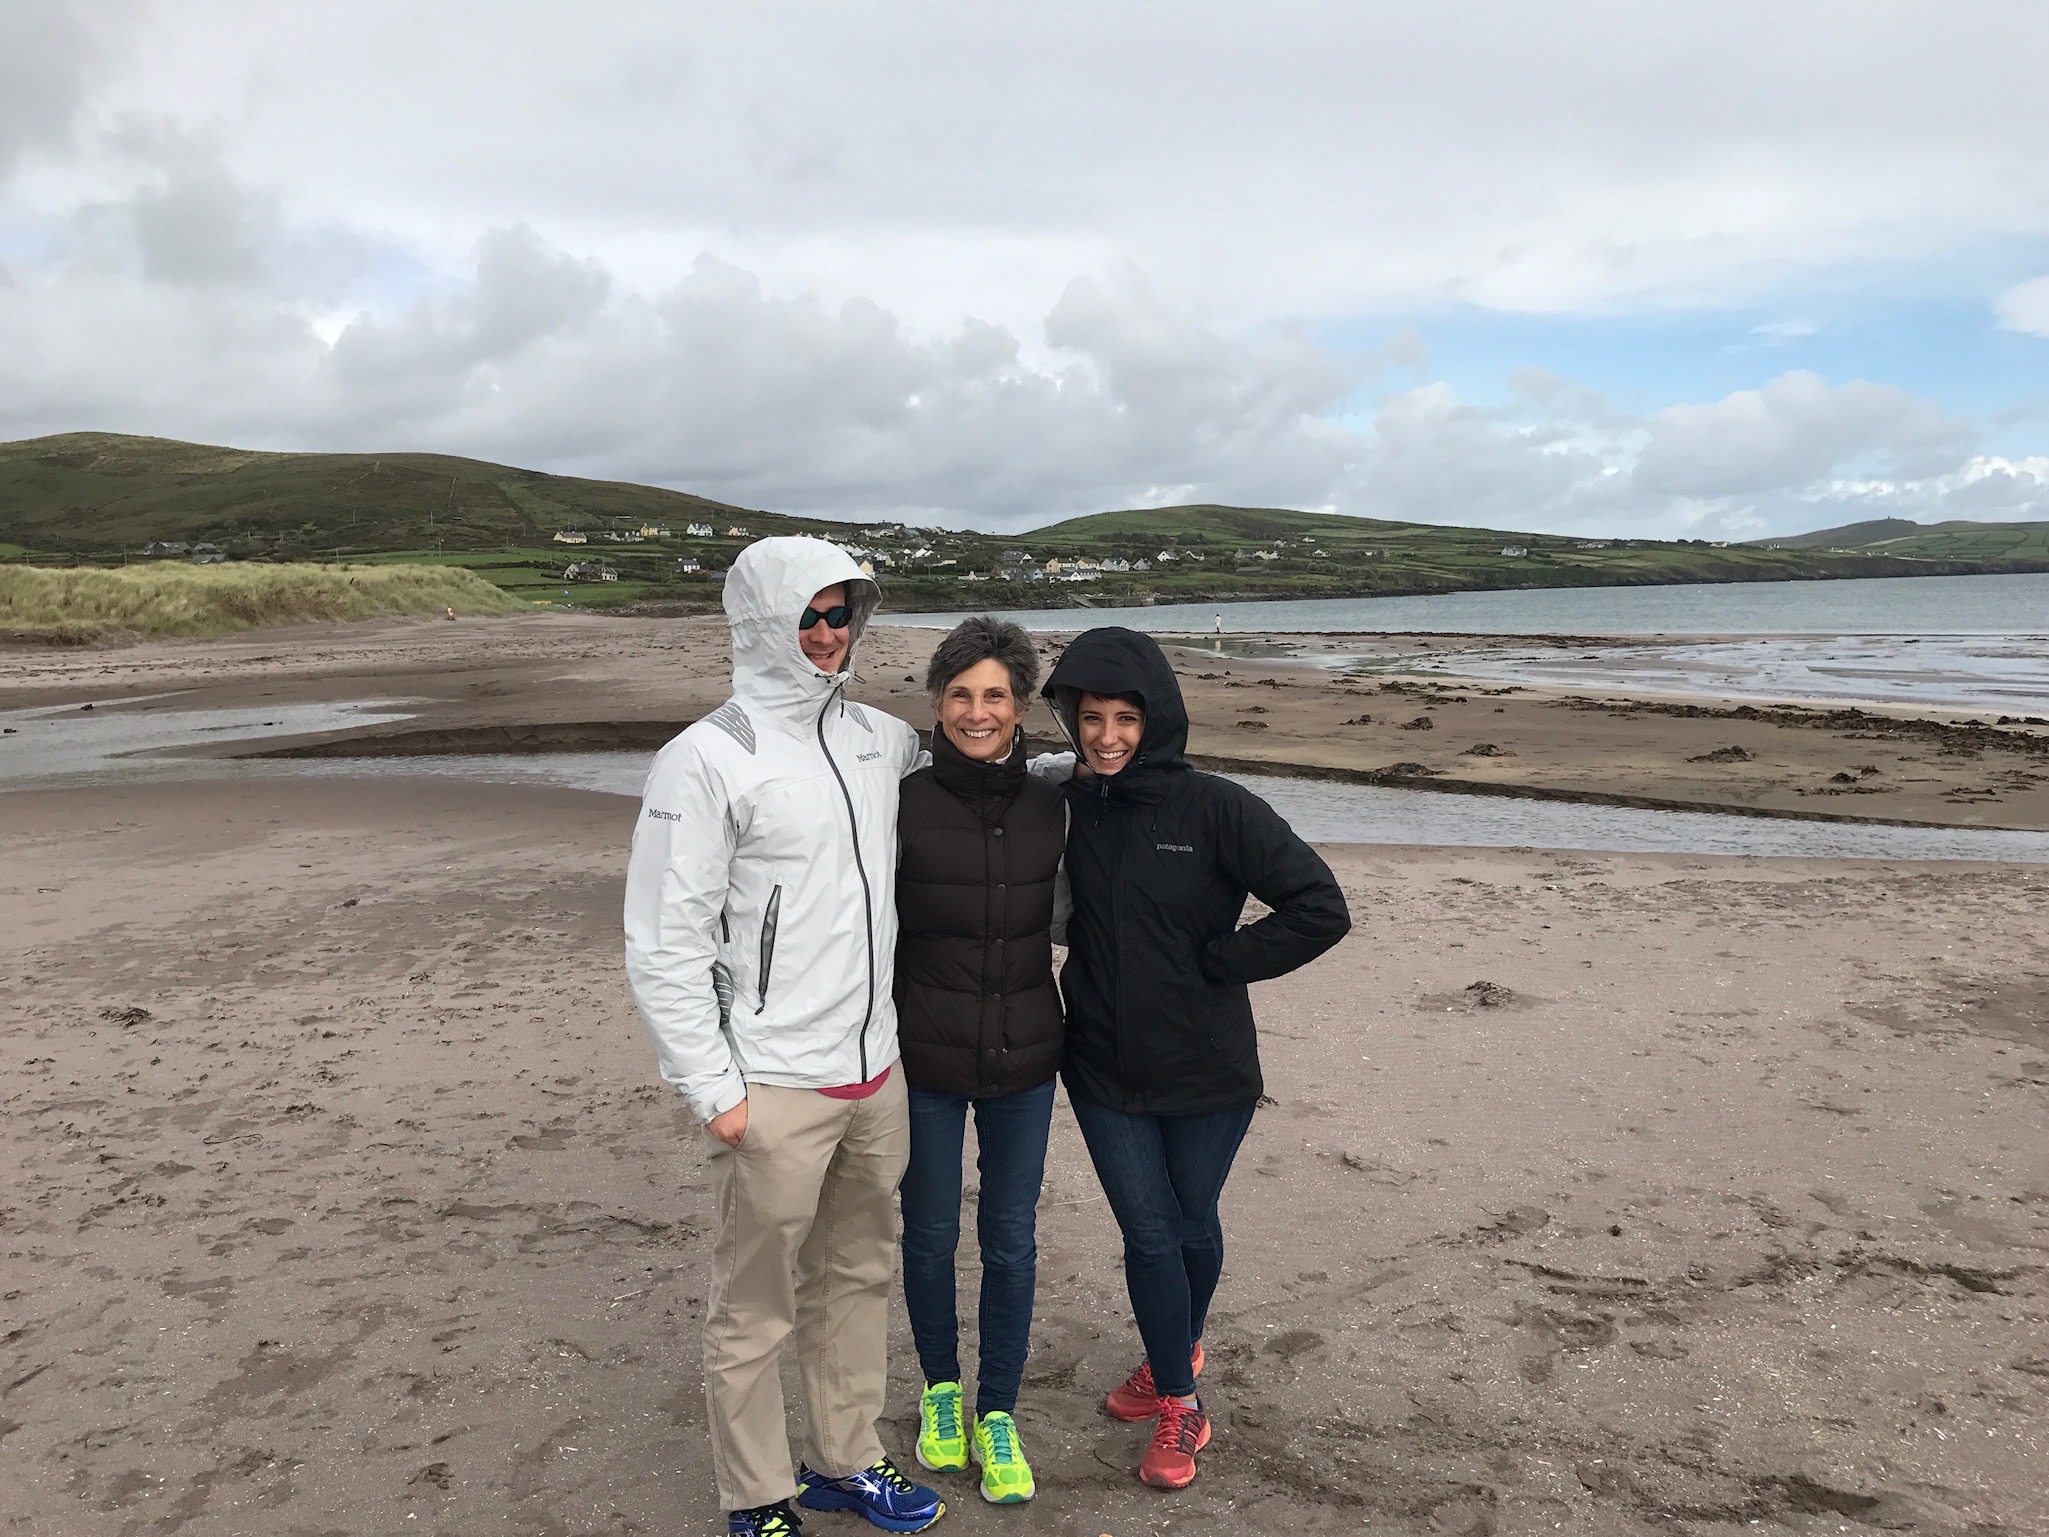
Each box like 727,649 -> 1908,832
894,727 -> 1066,1098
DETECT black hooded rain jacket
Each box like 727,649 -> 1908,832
1043,628 -> 1352,1116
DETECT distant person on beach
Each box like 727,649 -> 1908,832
893,616 -> 1067,1505
1042,627 -> 1351,1490
624,536 -> 945,1536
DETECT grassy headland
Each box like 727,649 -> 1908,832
6,432 -> 2046,616
0,561 -> 526,642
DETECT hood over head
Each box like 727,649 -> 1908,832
1041,627 -> 1189,776
723,536 -> 879,721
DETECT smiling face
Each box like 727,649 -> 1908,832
798,582 -> 851,674
1076,691 -> 1144,775
935,656 -> 1021,762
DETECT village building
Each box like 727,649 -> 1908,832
685,523 -> 713,538
553,530 -> 588,544
564,561 -> 619,582
144,540 -> 189,557
1500,546 -> 1528,558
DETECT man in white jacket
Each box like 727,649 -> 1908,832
625,537 -> 944,1536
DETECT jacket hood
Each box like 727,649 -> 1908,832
1041,627 -> 1189,776
724,536 -> 880,722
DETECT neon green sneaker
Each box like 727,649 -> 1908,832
916,1381 -> 968,1473
971,1410 -> 1035,1504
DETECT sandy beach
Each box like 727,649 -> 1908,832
3,616 -> 2047,1536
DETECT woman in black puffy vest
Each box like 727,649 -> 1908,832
894,615 -> 1067,1504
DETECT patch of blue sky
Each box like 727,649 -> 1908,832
1317,261 -> 2049,450
351,241 -> 439,310
0,219 -> 54,268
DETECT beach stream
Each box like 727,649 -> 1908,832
8,699 -> 2049,862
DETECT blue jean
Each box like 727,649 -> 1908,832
1068,1096 -> 1257,1400
898,1078 -> 1056,1418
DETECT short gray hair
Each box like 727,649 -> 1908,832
926,614 -> 1039,705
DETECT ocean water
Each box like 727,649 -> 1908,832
1356,635 -> 2049,712
888,570 -> 2049,638
888,571 -> 2049,711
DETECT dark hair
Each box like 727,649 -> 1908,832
1078,690 -> 1145,713
927,614 -> 1039,705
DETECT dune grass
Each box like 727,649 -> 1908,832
0,561 -> 528,641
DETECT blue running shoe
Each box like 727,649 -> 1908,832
729,1500 -> 804,1536
794,1457 -> 945,1532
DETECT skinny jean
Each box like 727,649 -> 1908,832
897,1078 -> 1056,1418
1069,1095 -> 1257,1400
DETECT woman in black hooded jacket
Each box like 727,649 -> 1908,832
1042,627 -> 1351,1490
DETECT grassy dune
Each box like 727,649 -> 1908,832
0,561 -> 528,641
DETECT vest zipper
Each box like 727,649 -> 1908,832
817,688 -> 876,1080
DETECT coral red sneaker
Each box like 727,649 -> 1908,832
1138,1396 -> 1211,1489
1104,1340 -> 1206,1421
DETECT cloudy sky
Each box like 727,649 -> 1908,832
3,1 -> 2046,537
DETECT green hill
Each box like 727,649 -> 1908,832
5,433 -> 2045,615
1754,515 -> 2049,562
0,431 -> 826,553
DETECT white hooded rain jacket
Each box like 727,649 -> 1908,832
624,537 -> 921,1121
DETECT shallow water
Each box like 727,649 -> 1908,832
0,699 -> 418,790
304,749 -> 2049,864
9,704 -> 2049,862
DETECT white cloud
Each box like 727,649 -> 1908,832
0,2 -> 120,176
1996,276 -> 2049,338
9,2 -> 2049,328
1,3 -> 2045,541
1633,372 -> 1975,500
0,208 -> 2028,538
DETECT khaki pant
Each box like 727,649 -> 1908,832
702,1072 -> 912,1512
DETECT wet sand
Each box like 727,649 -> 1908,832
3,775 -> 2046,1536
6,614 -> 2046,829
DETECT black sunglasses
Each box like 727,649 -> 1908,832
799,604 -> 853,631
